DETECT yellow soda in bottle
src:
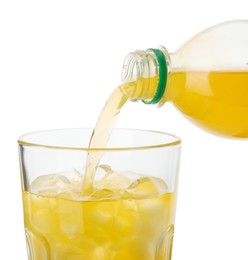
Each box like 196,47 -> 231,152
121,20 -> 248,138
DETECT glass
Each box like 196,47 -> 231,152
18,128 -> 181,260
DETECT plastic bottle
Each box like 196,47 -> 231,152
121,20 -> 248,138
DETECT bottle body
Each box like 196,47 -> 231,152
121,20 -> 248,138
167,70 -> 248,138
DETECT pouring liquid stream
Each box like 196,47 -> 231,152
83,77 -> 158,191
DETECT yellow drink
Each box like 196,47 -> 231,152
23,172 -> 176,260
166,71 -> 248,138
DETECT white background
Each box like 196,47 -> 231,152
1,0 -> 248,259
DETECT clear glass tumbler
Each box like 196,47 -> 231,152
18,128 -> 181,260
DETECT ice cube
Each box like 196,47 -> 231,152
56,191 -> 79,201
93,164 -> 113,183
96,171 -> 132,191
90,189 -> 118,200
60,216 -> 82,237
94,165 -> 143,192
98,164 -> 113,174
33,208 -> 57,232
59,169 -> 82,182
30,169 -> 82,196
127,177 -> 168,198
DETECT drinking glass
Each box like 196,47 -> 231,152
18,128 -> 181,260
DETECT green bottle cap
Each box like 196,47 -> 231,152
142,48 -> 168,105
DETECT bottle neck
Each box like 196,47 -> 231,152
121,46 -> 171,106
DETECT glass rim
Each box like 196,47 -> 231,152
18,128 -> 181,151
